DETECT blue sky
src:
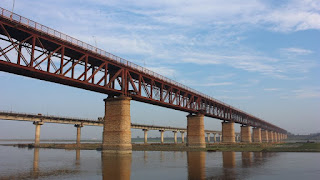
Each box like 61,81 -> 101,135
0,0 -> 319,139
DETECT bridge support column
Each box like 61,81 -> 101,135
33,121 -> 43,147
253,128 -> 262,143
273,132 -> 277,142
173,131 -> 177,144
206,133 -> 211,143
222,121 -> 235,143
241,125 -> 251,143
213,133 -> 216,143
219,134 -> 222,142
180,131 -> 185,143
261,130 -> 268,143
143,129 -> 148,144
279,133 -> 282,142
187,114 -> 205,148
103,96 -> 132,153
159,130 -> 165,144
75,124 -> 83,147
268,131 -> 274,142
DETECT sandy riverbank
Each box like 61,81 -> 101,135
2,142 -> 320,152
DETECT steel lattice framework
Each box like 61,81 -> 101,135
0,7 -> 286,133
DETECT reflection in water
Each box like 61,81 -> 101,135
33,148 -> 40,178
160,151 -> 164,162
242,152 -> 252,167
187,151 -> 206,180
144,151 -> 148,165
223,151 -> 236,168
174,151 -> 178,160
253,152 -> 263,165
75,149 -> 80,166
222,151 -> 236,179
101,152 -> 132,180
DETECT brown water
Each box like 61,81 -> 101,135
0,145 -> 319,180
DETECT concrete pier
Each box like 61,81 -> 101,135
219,134 -> 222,142
143,129 -> 148,144
173,131 -> 177,144
261,130 -> 268,143
103,96 -> 132,153
253,128 -> 262,143
187,114 -> 205,148
222,121 -> 235,143
241,125 -> 251,143
213,133 -> 216,143
74,124 -> 83,147
207,133 -> 211,143
33,121 -> 43,147
159,130 -> 165,144
273,132 -> 278,142
180,131 -> 185,143
268,131 -> 274,142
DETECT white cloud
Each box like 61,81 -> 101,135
190,82 -> 233,87
264,88 -> 280,91
281,48 -> 313,55
293,87 -> 320,99
145,66 -> 177,78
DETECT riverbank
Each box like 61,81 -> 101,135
2,142 -> 320,152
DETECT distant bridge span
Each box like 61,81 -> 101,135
0,111 -> 230,135
0,7 -> 285,134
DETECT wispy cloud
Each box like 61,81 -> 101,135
190,82 -> 233,87
145,66 -> 177,78
264,88 -> 281,91
292,87 -> 320,99
281,48 -> 313,55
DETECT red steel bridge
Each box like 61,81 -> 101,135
0,7 -> 286,134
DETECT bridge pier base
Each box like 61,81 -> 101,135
159,130 -> 165,144
273,132 -> 276,142
33,121 -> 43,147
187,114 -> 205,148
222,121 -> 235,143
75,124 -> 83,147
213,133 -> 216,143
103,96 -> 132,154
143,129 -> 148,144
219,134 -> 222,142
173,131 -> 177,144
253,127 -> 262,143
268,131 -> 274,142
180,131 -> 185,143
206,133 -> 211,143
241,125 -> 251,143
261,130 -> 268,143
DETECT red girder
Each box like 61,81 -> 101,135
0,8 -> 286,133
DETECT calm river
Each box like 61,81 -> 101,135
0,145 -> 319,180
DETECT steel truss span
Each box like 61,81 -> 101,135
0,7 -> 286,134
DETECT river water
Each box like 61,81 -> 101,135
0,145 -> 319,180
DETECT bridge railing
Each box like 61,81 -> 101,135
0,7 -> 282,132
